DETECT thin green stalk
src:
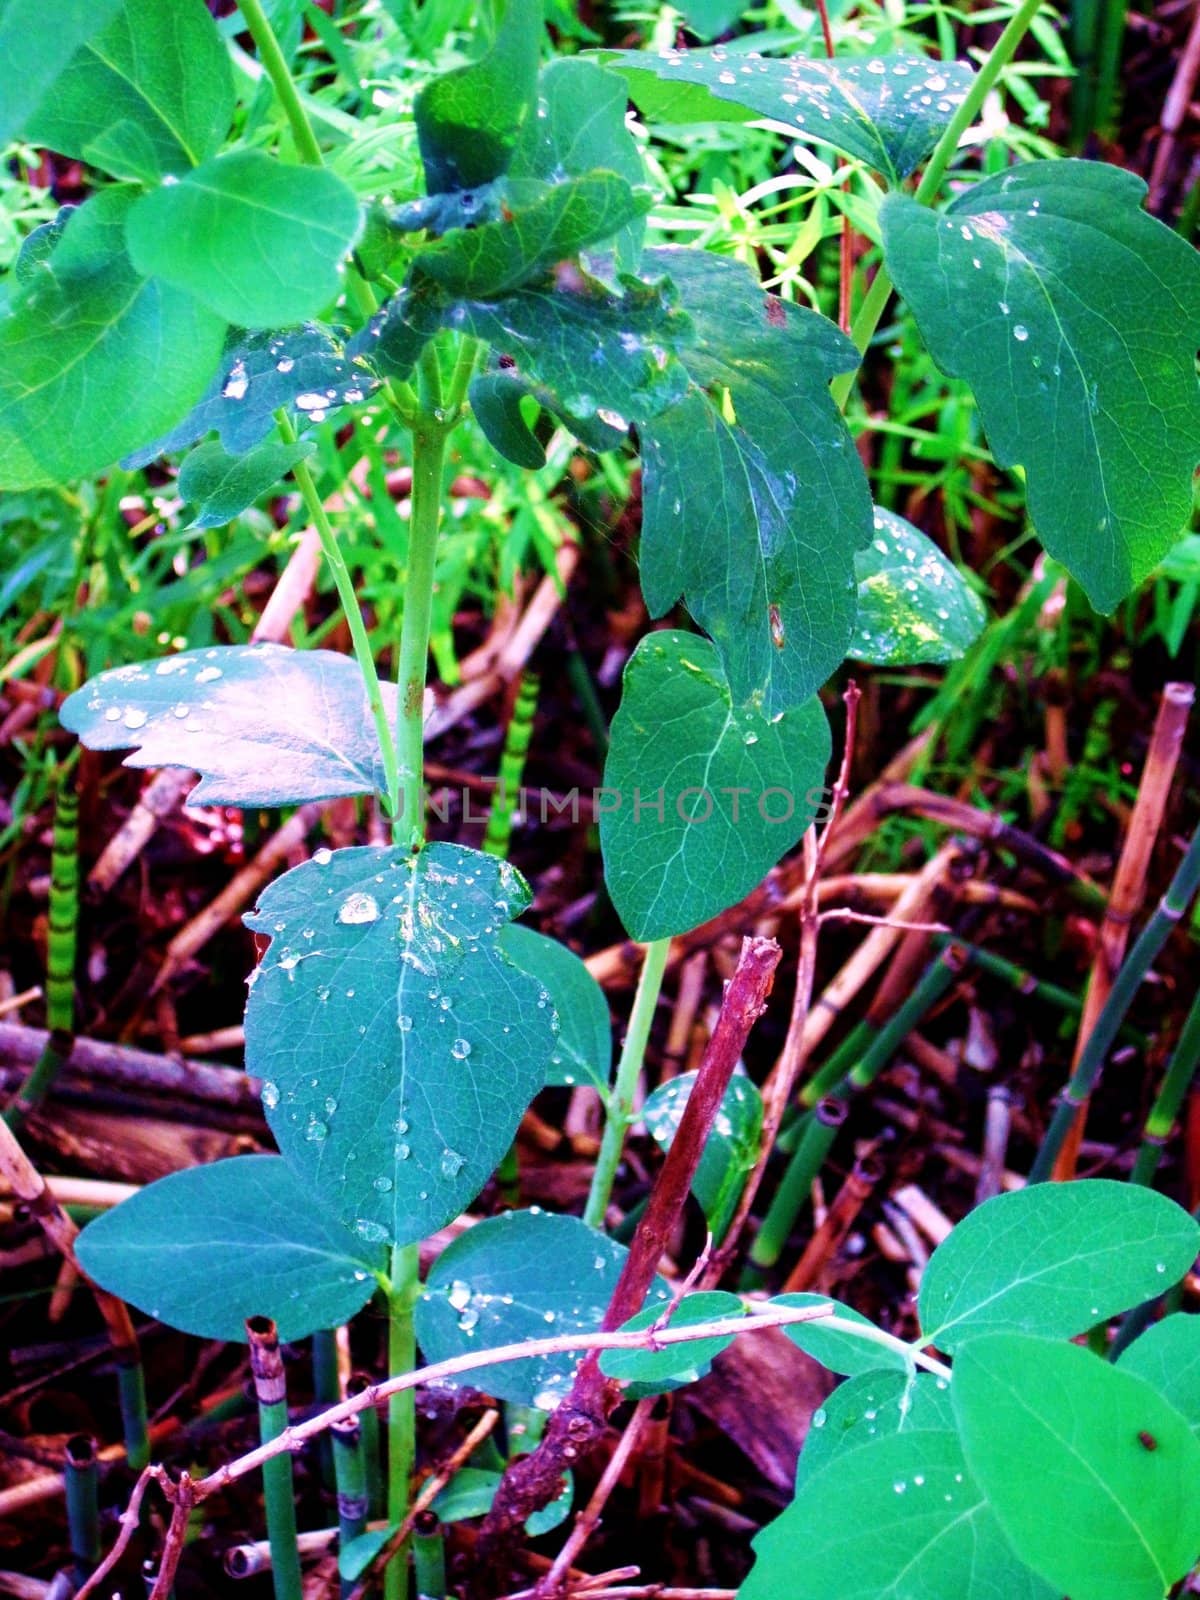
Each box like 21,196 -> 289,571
749,1102 -> 844,1273
483,672 -> 539,860
1130,985 -> 1200,1188
238,0 -> 324,164
413,1513 -> 447,1598
64,1434 -> 100,1582
584,937 -> 671,1229
347,1374 -> 386,1519
332,1416 -> 369,1595
385,1243 -> 420,1600
1030,822 -> 1200,1183
313,1328 -> 340,1491
247,1318 -> 303,1600
117,1358 -> 151,1472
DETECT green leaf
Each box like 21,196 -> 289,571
0,0 -> 121,146
642,1066 -> 764,1241
600,630 -> 831,940
469,369 -> 547,468
60,644 -> 398,806
918,1179 -> 1200,1352
414,173 -> 647,298
639,249 -> 872,713
603,47 -> 974,183
600,1290 -> 744,1388
126,152 -> 362,328
74,1155 -> 384,1342
178,437 -> 314,529
955,1332 -> 1200,1600
881,162 -> 1200,613
499,924 -> 612,1090
796,1370 -> 955,1490
415,0 -> 542,193
743,1417 -> 1055,1600
849,508 -> 987,665
244,846 -> 556,1248
124,324 -> 379,467
415,1208 -> 669,1407
22,0 -> 234,181
0,190 -> 226,491
428,1466 -> 574,1534
12,208 -> 75,289
1119,1314 -> 1200,1436
773,1293 -> 910,1379
674,0 -> 745,42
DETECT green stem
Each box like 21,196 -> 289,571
1130,984 -> 1200,1188
247,1319 -> 303,1600
332,1416 -> 370,1589
64,1435 -> 100,1582
584,937 -> 671,1229
239,0 -> 324,165
385,1242 -> 420,1600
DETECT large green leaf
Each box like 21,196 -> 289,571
603,47 -> 974,183
642,1067 -> 764,1242
849,508 -> 987,665
600,631 -> 831,940
0,190 -> 226,490
881,163 -> 1200,613
22,0 -> 233,181
415,1208 -> 669,1407
0,0 -> 122,146
244,846 -> 556,1247
126,152 -> 362,328
795,1370 -> 954,1489
499,924 -> 612,1090
177,437 -> 315,529
955,1332 -> 1200,1600
639,249 -> 872,714
918,1180 -> 1200,1352
774,1293 -> 910,1379
415,0 -> 541,193
1119,1314 -> 1200,1436
74,1156 -> 385,1342
123,324 -> 379,467
743,1419 -> 1053,1600
60,644 -> 397,806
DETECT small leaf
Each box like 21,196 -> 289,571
795,1370 -> 954,1490
639,249 -> 872,713
743,1418 -> 1056,1600
500,924 -> 612,1090
74,1155 -> 384,1342
918,1179 -> 1200,1352
881,162 -> 1200,613
0,190 -> 226,491
603,47 -> 974,183
244,846 -> 556,1248
600,630 -> 831,939
126,152 -> 362,328
427,1467 -> 574,1534
600,1290 -> 745,1388
955,1332 -> 1200,1600
415,1208 -> 669,1407
849,508 -> 987,664
642,1066 -> 763,1241
178,437 -> 314,529
60,644 -> 398,806
22,0 -> 234,181
1118,1313 -> 1200,1436
773,1293 -> 910,1379
469,369 -> 547,468
0,0 -> 121,147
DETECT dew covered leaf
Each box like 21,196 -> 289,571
0,0 -> 122,147
500,924 -> 612,1090
881,162 -> 1200,613
21,0 -> 233,181
59,644 -> 399,806
415,1208 -> 669,1407
918,1180 -> 1200,1351
244,846 -> 556,1248
1118,1314 -> 1200,1436
0,189 -> 226,491
955,1333 -> 1200,1600
123,324 -> 380,467
602,47 -> 974,183
642,1065 -> 764,1242
74,1155 -> 384,1343
639,249 -> 872,714
773,1293 -> 910,1379
126,152 -> 362,327
600,630 -> 831,941
600,1290 -> 745,1391
178,437 -> 314,529
849,508 -> 987,664
743,1412 -> 1056,1600
795,1370 -> 955,1490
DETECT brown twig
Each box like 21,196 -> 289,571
781,1154 -> 882,1294
75,1464 -> 166,1600
148,1474 -> 195,1600
0,1021 -> 257,1110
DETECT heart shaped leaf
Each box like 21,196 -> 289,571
849,508 -> 987,664
600,630 -> 831,940
126,152 -> 362,327
882,162 -> 1200,613
244,846 -> 556,1248
74,1155 -> 385,1342
603,47 -> 974,183
500,924 -> 612,1089
639,248 -> 872,714
60,644 -> 399,806
177,437 -> 315,529
918,1180 -> 1200,1351
642,1067 -> 763,1241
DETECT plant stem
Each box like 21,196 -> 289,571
64,1434 -> 101,1582
1131,985 -> 1200,1187
238,0 -> 324,165
385,1243 -> 420,1600
331,1416 -> 369,1553
247,1318 -> 303,1600
583,937 -> 671,1228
